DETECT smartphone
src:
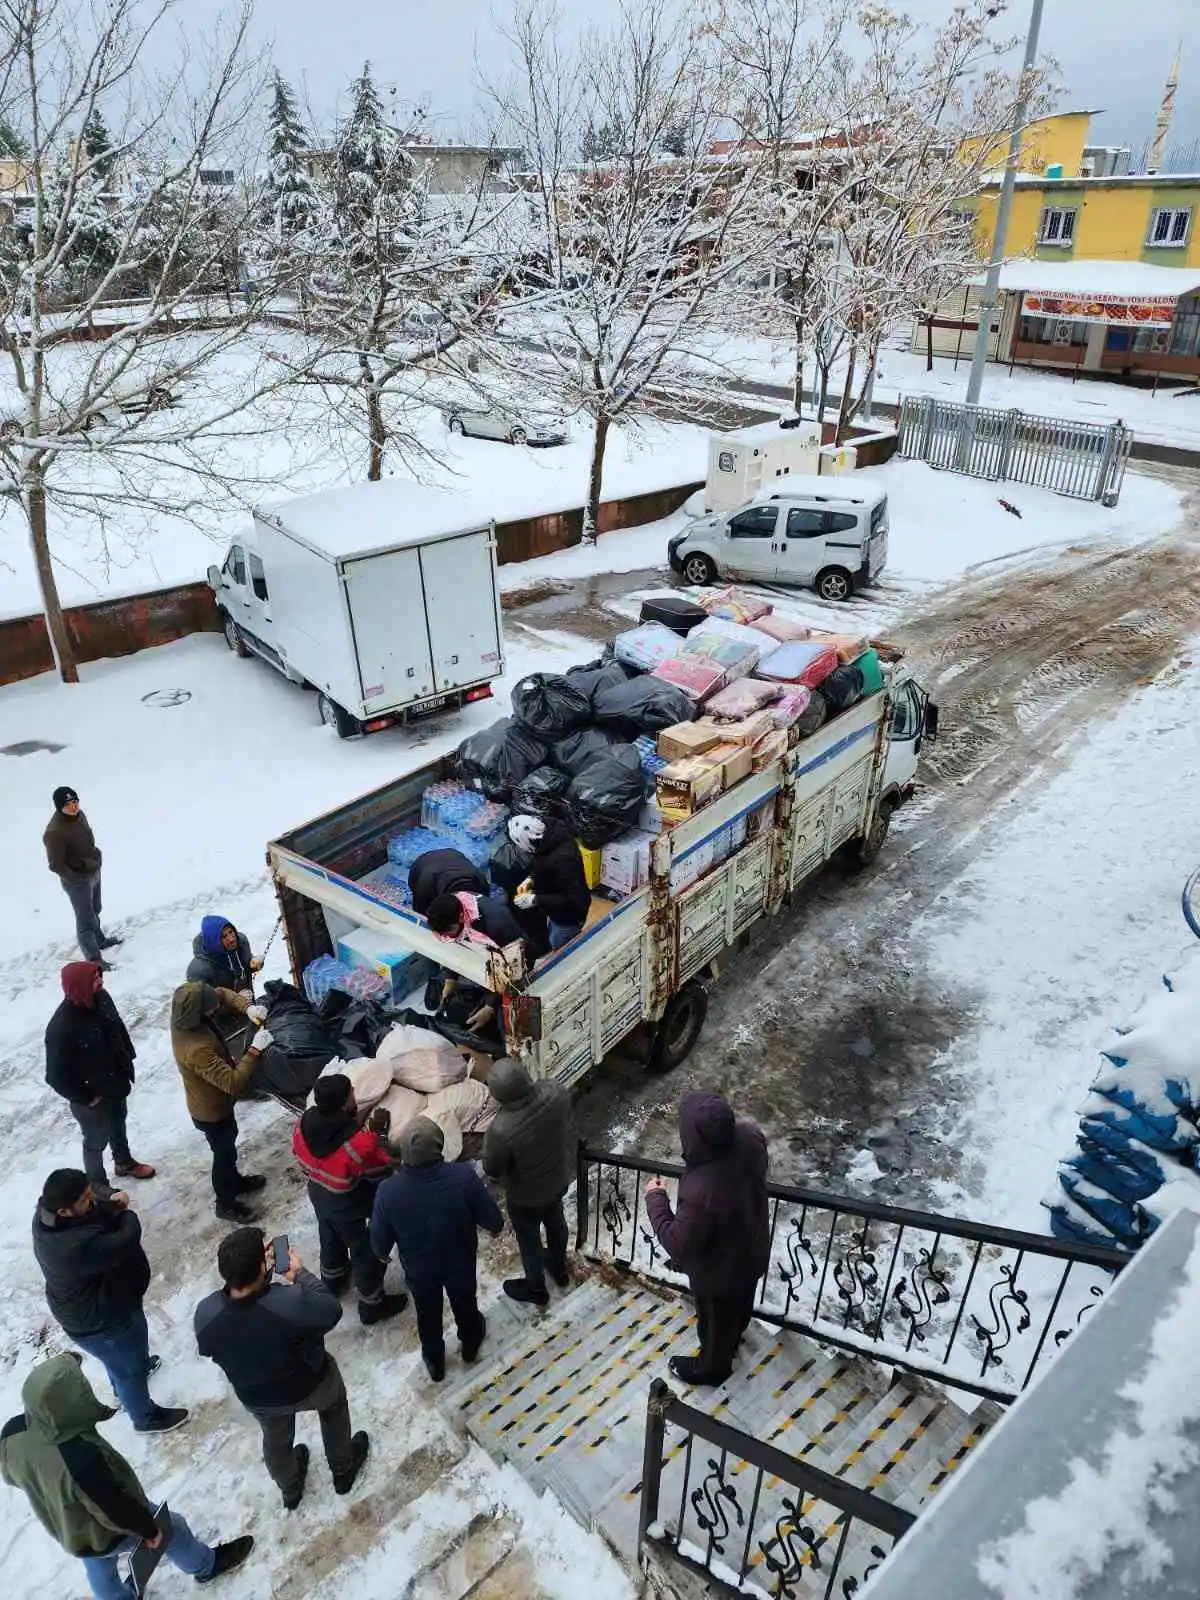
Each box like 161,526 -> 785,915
269,1235 -> 289,1277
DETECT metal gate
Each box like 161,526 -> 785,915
897,395 -> 1134,504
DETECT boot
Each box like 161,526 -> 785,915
215,1200 -> 256,1224
549,1263 -> 571,1290
282,1444 -> 310,1511
195,1535 -> 254,1584
332,1431 -> 370,1495
115,1160 -> 156,1181
423,1352 -> 446,1383
503,1278 -> 549,1307
461,1315 -> 486,1365
135,1405 -> 190,1434
96,958 -> 115,972
235,1173 -> 267,1194
668,1355 -> 729,1388
359,1292 -> 408,1326
98,934 -> 124,949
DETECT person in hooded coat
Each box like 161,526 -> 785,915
45,963 -> 153,1196
507,814 -> 591,952
42,786 -> 121,969
408,848 -> 489,916
0,1354 -> 253,1596
292,1075 -> 407,1327
370,1118 -> 503,1383
482,1057 -> 574,1306
170,982 -> 270,1223
186,917 -> 260,995
645,1091 -> 769,1386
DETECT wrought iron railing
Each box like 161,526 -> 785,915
576,1146 -> 1129,1404
639,1377 -> 913,1597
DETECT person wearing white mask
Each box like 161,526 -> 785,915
506,814 -> 591,952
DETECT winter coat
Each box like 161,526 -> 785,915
469,894 -> 525,951
43,810 -> 101,886
185,918 -> 254,991
529,820 -> 591,928
482,1058 -> 574,1207
170,981 -> 255,1123
370,1159 -> 503,1288
645,1092 -> 770,1296
32,1199 -> 151,1338
293,1106 -> 392,1224
409,849 -> 489,916
0,1355 -> 157,1558
45,975 -> 135,1105
195,1268 -> 342,1409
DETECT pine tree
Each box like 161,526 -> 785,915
337,62 -> 401,218
0,118 -> 27,159
81,107 -> 115,184
264,72 -> 314,236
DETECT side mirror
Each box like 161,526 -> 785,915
206,564 -> 221,591
924,702 -> 940,743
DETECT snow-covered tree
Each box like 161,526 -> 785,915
81,108 -> 116,184
263,72 -> 314,238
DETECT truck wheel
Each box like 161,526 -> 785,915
222,614 -> 249,658
855,799 -> 894,867
682,552 -> 716,586
648,981 -> 708,1072
318,693 -> 361,739
816,566 -> 854,603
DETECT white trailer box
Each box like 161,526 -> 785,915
701,419 -> 823,514
208,480 -> 505,738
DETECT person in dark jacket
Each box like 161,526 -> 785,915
45,963 -> 154,1198
645,1092 -> 770,1386
292,1075 -> 407,1326
195,1227 -> 369,1509
42,787 -> 121,968
185,916 -> 260,994
508,815 -> 591,951
482,1058 -> 574,1306
370,1118 -> 503,1382
0,1354 -> 252,1597
408,847 -> 489,916
32,1169 -> 187,1435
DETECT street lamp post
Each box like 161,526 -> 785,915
965,0 -> 1046,406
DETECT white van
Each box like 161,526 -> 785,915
668,475 -> 888,603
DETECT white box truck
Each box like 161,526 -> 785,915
208,480 -> 505,738
686,419 -> 824,516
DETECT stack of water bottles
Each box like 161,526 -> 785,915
302,953 -> 388,1008
386,827 -> 449,873
356,864 -> 412,910
635,734 -> 668,790
421,779 -> 485,833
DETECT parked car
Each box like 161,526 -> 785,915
668,477 -> 889,602
447,407 -> 567,447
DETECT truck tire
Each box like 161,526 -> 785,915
854,798 -> 894,867
815,566 -> 854,603
222,613 -> 249,658
648,981 -> 708,1072
682,552 -> 716,586
318,692 -> 362,739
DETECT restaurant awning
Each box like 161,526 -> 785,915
987,259 -> 1200,329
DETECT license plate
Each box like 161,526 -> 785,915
407,693 -> 449,719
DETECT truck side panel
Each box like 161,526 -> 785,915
343,549 -> 437,713
253,518 -> 359,705
418,530 -> 504,694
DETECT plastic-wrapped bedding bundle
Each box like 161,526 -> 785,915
688,615 -> 780,658
704,678 -> 781,720
612,623 -> 682,672
770,686 -> 812,729
1045,1184 -> 1134,1248
652,653 -> 728,703
755,612 -> 810,644
758,640 -> 839,690
698,585 -> 772,624
456,718 -> 549,800
683,631 -> 760,681
810,630 -> 870,665
1055,1169 -> 1151,1249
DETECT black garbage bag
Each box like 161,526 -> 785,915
456,717 -> 548,800
335,998 -> 396,1059
795,689 -> 828,738
253,980 -> 343,1108
565,658 -> 635,701
510,672 -> 592,740
552,726 -> 623,777
568,744 -> 645,847
511,765 -> 571,817
592,674 -> 696,734
820,663 -> 865,716
491,836 -> 535,898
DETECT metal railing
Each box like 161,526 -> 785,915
639,1377 -> 913,1597
576,1146 -> 1129,1404
897,394 -> 1134,504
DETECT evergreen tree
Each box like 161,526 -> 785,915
81,107 -> 115,184
0,118 -> 27,159
264,72 -> 314,235
337,63 -> 401,218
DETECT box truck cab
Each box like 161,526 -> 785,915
209,480 -> 505,738
668,476 -> 888,603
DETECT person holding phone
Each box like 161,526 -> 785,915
0,1352 -> 253,1597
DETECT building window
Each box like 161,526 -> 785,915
1169,296 -> 1200,357
1147,207 -> 1192,248
1037,206 -> 1077,246
1019,314 -> 1087,347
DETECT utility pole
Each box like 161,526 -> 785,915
965,0 -> 1045,406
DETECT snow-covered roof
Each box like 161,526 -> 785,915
988,260 -> 1200,299
254,478 -> 495,560
718,419 -> 820,445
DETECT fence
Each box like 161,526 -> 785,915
576,1147 -> 1129,1405
897,395 -> 1134,504
638,1377 -> 913,1597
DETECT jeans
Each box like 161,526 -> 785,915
62,872 -> 104,963
70,1096 -> 131,1195
316,1210 -> 387,1306
193,1114 -> 239,1207
693,1285 -> 757,1379
407,1272 -> 485,1367
81,1509 -> 214,1598
508,1196 -> 569,1296
247,1356 -> 353,1496
547,920 -> 584,951
72,1308 -> 154,1430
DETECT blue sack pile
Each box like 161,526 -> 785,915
1044,967 -> 1200,1249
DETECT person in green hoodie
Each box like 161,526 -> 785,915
0,1352 -> 253,1598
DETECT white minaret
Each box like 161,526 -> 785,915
1147,44 -> 1182,174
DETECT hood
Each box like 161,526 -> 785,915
300,1105 -> 359,1159
400,1115 -> 445,1167
679,1091 -> 736,1166
540,817 -> 575,852
487,1057 -> 534,1106
22,1354 -> 114,1443
508,814 -> 546,852
61,961 -> 100,1008
199,916 -> 235,959
171,981 -> 219,1031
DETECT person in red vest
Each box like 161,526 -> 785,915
291,1076 -> 407,1327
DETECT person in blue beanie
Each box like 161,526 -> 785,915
186,918 -> 260,996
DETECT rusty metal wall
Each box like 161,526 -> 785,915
0,581 -> 221,687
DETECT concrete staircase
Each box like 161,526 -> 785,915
436,1268 -> 1005,1596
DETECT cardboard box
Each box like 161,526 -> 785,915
704,741 -> 753,790
637,798 -> 665,835
657,721 -> 724,762
337,928 -> 427,1004
696,710 -> 777,749
656,758 -> 724,824
601,830 -> 655,895
578,843 -> 603,889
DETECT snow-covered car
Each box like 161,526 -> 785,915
446,408 -> 567,447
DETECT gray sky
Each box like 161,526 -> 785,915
209,0 -> 1196,159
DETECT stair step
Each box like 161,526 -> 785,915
467,1546 -> 558,1600
404,1513 -> 519,1600
893,1398 -> 1005,1515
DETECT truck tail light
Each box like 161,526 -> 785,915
465,684 -> 493,704
363,716 -> 396,733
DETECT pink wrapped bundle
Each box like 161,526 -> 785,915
705,677 -> 781,719
652,653 -> 728,702
758,641 -> 838,689
698,586 -> 773,624
688,615 -> 778,657
809,630 -> 870,664
756,612 -> 810,644
684,632 -> 760,680
771,686 -> 812,728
